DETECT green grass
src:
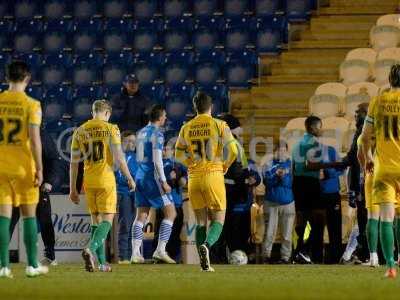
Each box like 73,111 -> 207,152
1,264 -> 400,300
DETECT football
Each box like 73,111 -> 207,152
229,250 -> 248,265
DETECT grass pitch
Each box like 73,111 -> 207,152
1,264 -> 400,300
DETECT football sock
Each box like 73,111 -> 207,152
156,219 -> 173,254
205,221 -> 223,247
91,225 -> 106,265
132,221 -> 144,256
195,225 -> 206,248
89,221 -> 111,257
367,218 -> 379,253
342,226 -> 359,261
23,217 -> 38,268
0,216 -> 10,268
395,217 -> 400,259
380,221 -> 395,268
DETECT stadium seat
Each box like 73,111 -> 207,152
286,0 -> 311,22
133,0 -> 158,20
43,99 -> 66,123
0,53 -> 12,82
165,97 -> 191,130
106,85 -> 122,99
0,35 -> 10,51
72,64 -> 98,86
164,63 -> 190,86
73,32 -> 100,54
163,30 -> 190,52
73,86 -> 105,102
133,62 -> 159,86
255,0 -> 282,17
226,50 -> 257,76
195,50 -> 225,67
195,62 -> 221,86
345,48 -> 377,65
133,18 -> 163,31
105,52 -> 134,66
376,14 -> 400,29
315,82 -> 347,99
134,51 -> 164,66
104,18 -> 134,32
45,19 -> 75,33
374,50 -> 400,86
320,117 -> 350,152
44,0 -> 72,19
166,83 -> 196,100
164,17 -> 194,31
225,27 -> 251,52
194,16 -> 225,31
197,84 -> 229,113
347,82 -> 379,98
72,98 -> 93,123
104,0 -> 132,18
163,0 -> 190,19
132,30 -> 158,53
309,94 -> 341,118
15,53 -> 43,80
0,20 -> 14,35
103,30 -> 129,53
193,0 -> 219,17
26,86 -> 44,100
256,16 -> 287,52
377,47 -> 400,61
141,84 -> 166,104
224,0 -> 249,18
192,28 -> 219,52
0,3 -> 11,18
73,0 -> 99,19
74,52 -> 103,68
43,32 -> 69,53
164,51 -> 195,66
44,86 -> 74,103
370,25 -> 400,51
14,19 -> 44,33
341,48 -> 376,84
74,19 -> 103,34
344,91 -> 371,121
282,117 -> 306,151
14,0 -> 40,19
42,65 -> 68,87
13,33 -> 41,53
103,63 -> 127,87
225,61 -> 252,87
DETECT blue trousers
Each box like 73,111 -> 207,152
118,193 -> 135,260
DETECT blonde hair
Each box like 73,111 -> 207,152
92,99 -> 112,114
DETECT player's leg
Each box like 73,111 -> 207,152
153,202 -> 176,263
366,208 -> 380,267
394,205 -> 400,264
262,201 -> 279,262
94,213 -> 114,272
380,202 -> 396,277
0,203 -> 12,278
131,206 -> 149,263
89,213 -> 106,266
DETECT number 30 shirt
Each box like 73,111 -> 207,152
366,90 -> 400,176
175,114 -> 237,176
0,90 -> 42,178
71,119 -> 121,188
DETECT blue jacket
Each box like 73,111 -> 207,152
263,158 -> 294,205
292,133 -> 321,179
116,151 -> 138,196
163,158 -> 188,208
320,145 -> 343,194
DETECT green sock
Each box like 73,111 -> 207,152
205,221 -> 223,247
0,216 -> 10,268
23,217 -> 38,268
90,225 -> 105,265
367,218 -> 379,253
195,225 -> 207,248
89,221 -> 111,258
380,221 -> 395,268
395,218 -> 400,258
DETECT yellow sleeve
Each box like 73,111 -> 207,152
28,100 -> 42,126
222,122 -> 238,172
175,126 -> 192,167
110,125 -> 121,145
71,129 -> 80,152
365,96 -> 378,126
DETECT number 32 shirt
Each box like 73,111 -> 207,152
0,90 -> 42,178
71,119 -> 121,188
366,90 -> 400,176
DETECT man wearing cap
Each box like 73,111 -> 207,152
111,74 -> 153,133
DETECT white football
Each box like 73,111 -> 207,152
229,250 -> 248,265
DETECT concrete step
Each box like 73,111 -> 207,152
280,49 -> 347,64
319,5 -> 398,15
271,63 -> 339,76
261,74 -> 338,84
310,15 -> 379,31
252,84 -> 318,99
301,29 -> 370,40
291,39 -> 369,49
329,0 -> 398,7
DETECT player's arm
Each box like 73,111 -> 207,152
152,132 -> 171,193
28,101 -> 43,187
69,130 -> 81,204
175,127 -> 192,167
360,99 -> 375,173
222,125 -> 238,173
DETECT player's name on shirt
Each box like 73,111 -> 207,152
380,103 -> 400,113
0,106 -> 24,115
76,128 -> 113,140
188,123 -> 211,138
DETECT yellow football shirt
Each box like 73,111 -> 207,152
175,114 -> 237,175
71,119 -> 121,188
366,90 -> 400,175
0,90 -> 42,178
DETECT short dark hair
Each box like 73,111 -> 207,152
6,60 -> 31,83
305,116 -> 322,132
121,130 -> 135,139
147,104 -> 165,122
389,64 -> 400,88
193,91 -> 212,114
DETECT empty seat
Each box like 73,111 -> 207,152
193,0 -> 218,17
374,56 -> 400,86
377,47 -> 400,61
74,19 -> 103,33
15,0 -> 40,19
133,18 -> 163,31
163,0 -> 190,19
282,117 -> 307,151
320,117 -> 350,152
224,0 -> 249,18
42,65 -> 68,87
194,16 -> 225,31
225,61 -> 251,87
132,30 -> 158,53
103,63 -> 127,87
226,50 -> 257,76
74,52 -> 103,67
370,25 -> 400,51
73,65 -> 98,86
104,0 -> 131,18
197,84 -> 229,113
225,27 -> 251,52
377,14 -> 400,29
347,82 -> 379,98
344,92 -> 371,121
73,99 -> 93,123
73,32 -> 100,54
0,53 -> 12,81
0,3 -> 11,18
0,20 -> 14,34
73,0 -> 99,19
16,53 -> 43,69
73,86 -> 105,102
43,32 -> 69,53
103,30 -> 129,53
44,86 -> 73,103
286,0 -> 311,21
163,30 -> 189,52
104,18 -> 133,32
141,84 -> 166,104
195,50 -> 225,66
44,0 -> 71,19
14,33 -> 41,53
195,62 -> 221,86
255,0 -> 281,17
133,0 -> 158,20
133,62 -> 159,86
164,63 -> 190,86
309,94 -> 340,118
45,19 -> 74,33
43,100 -> 66,123
256,16 -> 287,52
164,50 -> 195,66
105,52 -> 134,66
26,86 -> 44,100
340,60 -> 371,85
345,48 -> 377,65
315,82 -> 347,99
134,51 -> 164,65
192,28 -> 219,52
166,97 -> 191,129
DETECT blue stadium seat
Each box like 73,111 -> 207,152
44,53 -> 74,68
224,0 -> 249,17
164,17 -> 194,31
0,3 -> 11,18
104,0 -> 132,18
26,86 -> 44,100
164,51 -> 194,66
134,51 -> 164,66
14,0 -> 40,19
133,0 -> 158,20
44,86 -> 73,103
42,65 -> 68,87
255,0 -> 282,17
72,64 -> 98,86
0,53 -> 12,82
165,83 -> 195,101
256,16 -> 287,52
195,50 -> 225,66
15,19 -> 44,33
73,86 -> 105,102
104,18 -> 134,32
105,52 -> 134,66
162,0 -> 190,19
197,84 -> 229,113
43,99 -> 66,123
44,0 -> 72,19
192,28 -> 219,52
193,0 -> 218,17
133,18 -> 163,31
163,30 -> 189,52
132,30 -> 158,53
226,49 -> 257,76
106,85 -> 122,99
74,52 -> 103,67
194,16 -> 225,31
0,20 -> 14,34
0,35 -> 10,51
133,62 -> 159,86
286,0 -> 311,21
14,53 -> 43,80
164,63 -> 190,86
195,62 -> 221,86
13,32 -> 41,53
225,27 -> 251,52
43,32 -> 69,53
104,30 -> 129,53
72,98 -> 93,123
73,32 -> 100,54
165,97 -> 190,130
141,84 -> 166,104
103,63 -> 127,87
74,19 -> 103,33
225,61 -> 251,87
44,19 -> 74,33
73,0 -> 100,19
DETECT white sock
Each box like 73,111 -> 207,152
132,221 -> 144,256
156,219 -> 174,254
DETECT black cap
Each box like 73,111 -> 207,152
124,74 -> 139,84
